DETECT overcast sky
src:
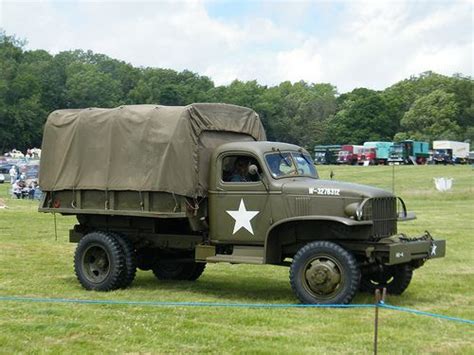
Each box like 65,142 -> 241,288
1,0 -> 472,93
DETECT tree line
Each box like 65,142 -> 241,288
1,31 -> 473,153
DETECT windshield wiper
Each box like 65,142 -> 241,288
299,152 -> 312,165
277,149 -> 291,166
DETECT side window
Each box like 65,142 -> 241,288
222,155 -> 261,183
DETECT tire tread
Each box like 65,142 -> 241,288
289,241 -> 360,304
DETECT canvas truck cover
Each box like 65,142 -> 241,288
39,103 -> 266,197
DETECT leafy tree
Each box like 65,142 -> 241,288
396,89 -> 461,141
0,30 -> 473,152
326,88 -> 395,144
65,63 -> 121,108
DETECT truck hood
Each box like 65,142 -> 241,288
280,178 -> 394,199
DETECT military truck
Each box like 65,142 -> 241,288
39,104 -> 445,304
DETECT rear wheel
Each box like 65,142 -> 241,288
74,231 -> 125,291
290,241 -> 360,304
152,262 -> 206,281
360,264 -> 413,295
110,233 -> 137,289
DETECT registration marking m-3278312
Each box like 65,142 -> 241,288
308,187 -> 341,196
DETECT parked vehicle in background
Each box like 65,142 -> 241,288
314,145 -> 341,164
337,145 -> 363,165
433,141 -> 470,164
388,140 -> 429,165
17,161 -> 40,182
0,162 -> 18,182
358,142 -> 393,165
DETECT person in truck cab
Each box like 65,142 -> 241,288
230,157 -> 252,182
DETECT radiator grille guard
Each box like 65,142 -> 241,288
362,197 -> 398,238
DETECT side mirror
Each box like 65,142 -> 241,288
248,164 -> 258,175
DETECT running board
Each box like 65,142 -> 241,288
206,246 -> 265,265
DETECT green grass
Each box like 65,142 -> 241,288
0,165 -> 473,353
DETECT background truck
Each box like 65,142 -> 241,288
358,142 -> 393,165
337,145 -> 363,165
433,140 -> 470,164
39,104 -> 445,304
313,145 -> 341,164
388,140 -> 429,165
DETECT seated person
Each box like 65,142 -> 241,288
11,180 -> 22,199
230,157 -> 251,182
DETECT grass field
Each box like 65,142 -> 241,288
0,165 -> 473,353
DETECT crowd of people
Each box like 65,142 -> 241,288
8,165 -> 42,200
1,148 -> 42,200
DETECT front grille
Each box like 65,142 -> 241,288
363,197 -> 397,238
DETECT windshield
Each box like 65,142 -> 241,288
390,146 -> 403,154
265,152 -> 318,179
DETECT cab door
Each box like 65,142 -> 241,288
208,153 -> 272,245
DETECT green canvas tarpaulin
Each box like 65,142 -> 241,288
39,103 -> 266,197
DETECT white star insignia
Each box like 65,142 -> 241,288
430,244 -> 437,256
226,199 -> 259,235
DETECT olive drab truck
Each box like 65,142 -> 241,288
39,104 -> 445,304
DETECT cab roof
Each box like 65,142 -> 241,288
214,141 -> 308,157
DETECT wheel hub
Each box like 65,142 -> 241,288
305,259 -> 341,295
83,245 -> 110,283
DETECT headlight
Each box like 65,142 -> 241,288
345,199 -> 372,221
344,202 -> 360,219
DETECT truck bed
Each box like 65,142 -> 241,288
39,190 -> 190,218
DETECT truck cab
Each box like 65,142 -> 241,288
337,145 -> 362,165
200,141 -> 444,303
388,141 -> 429,165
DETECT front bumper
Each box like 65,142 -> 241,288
384,236 -> 446,265
341,232 -> 446,266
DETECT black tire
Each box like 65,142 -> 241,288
152,262 -> 206,281
110,233 -> 137,289
74,231 -> 125,291
135,248 -> 157,271
290,241 -> 360,304
188,263 -> 206,281
360,264 -> 413,295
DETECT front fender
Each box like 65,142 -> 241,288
267,215 -> 372,237
263,216 -> 372,264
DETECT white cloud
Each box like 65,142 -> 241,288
0,0 -> 471,93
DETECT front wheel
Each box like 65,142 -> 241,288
290,241 -> 360,304
360,264 -> 413,295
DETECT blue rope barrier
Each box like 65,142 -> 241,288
0,296 -> 371,309
0,295 -> 473,325
379,303 -> 474,325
